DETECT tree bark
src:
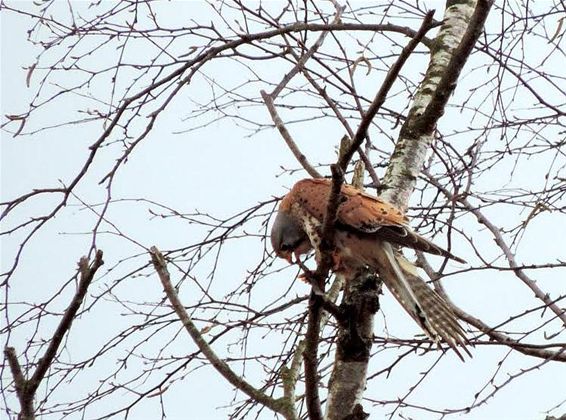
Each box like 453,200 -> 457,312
325,270 -> 379,420
381,0 -> 493,209
324,1 -> 493,418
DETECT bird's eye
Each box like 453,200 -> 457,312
280,243 -> 294,252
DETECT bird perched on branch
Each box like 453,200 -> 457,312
270,178 -> 470,359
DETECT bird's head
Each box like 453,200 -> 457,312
270,210 -> 311,264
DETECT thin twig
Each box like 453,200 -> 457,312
270,5 -> 345,98
149,246 -> 293,417
415,0 -> 495,134
261,91 -> 321,178
292,52 -> 381,187
423,170 -> 566,327
419,250 -> 566,362
339,10 -> 438,172
4,250 -> 104,419
261,6 -> 346,180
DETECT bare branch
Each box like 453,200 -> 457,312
339,10 -> 438,172
415,0 -> 495,134
261,90 -> 322,178
4,250 -> 104,419
4,347 -> 33,420
260,5 -> 347,180
424,171 -> 566,327
270,5 -> 345,99
382,0 -> 493,209
149,246 -> 293,418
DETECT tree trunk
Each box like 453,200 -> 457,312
325,271 -> 379,420
324,1 -> 492,418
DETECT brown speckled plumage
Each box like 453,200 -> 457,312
271,178 -> 470,360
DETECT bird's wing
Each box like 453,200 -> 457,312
286,179 -> 464,262
283,178 -> 406,226
288,179 -> 470,359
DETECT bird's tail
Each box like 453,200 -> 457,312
375,242 -> 470,360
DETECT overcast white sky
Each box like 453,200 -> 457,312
2,1 -> 566,419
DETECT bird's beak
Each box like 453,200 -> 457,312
284,253 -> 293,264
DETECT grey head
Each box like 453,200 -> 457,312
270,211 -> 310,262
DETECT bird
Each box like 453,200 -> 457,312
270,178 -> 470,359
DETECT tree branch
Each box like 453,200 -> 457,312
381,0 -> 493,209
261,5 -> 346,180
4,250 -> 104,420
0,18 -> 433,285
271,5 -> 345,99
261,91 -> 321,179
423,170 -> 566,327
325,3 -> 492,416
283,275 -> 346,420
303,292 -> 324,420
4,347 -> 33,420
418,252 -> 566,362
415,0 -> 495,134
338,10 -> 438,173
149,246 -> 293,418
302,15 -> 440,417
304,156 -> 348,420
325,270 -> 380,420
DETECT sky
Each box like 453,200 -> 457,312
2,1 -> 566,419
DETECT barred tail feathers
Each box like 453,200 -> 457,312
373,242 -> 470,360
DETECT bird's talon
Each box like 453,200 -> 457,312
298,269 -> 315,284
298,273 -> 309,283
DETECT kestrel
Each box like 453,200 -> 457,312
271,178 -> 470,359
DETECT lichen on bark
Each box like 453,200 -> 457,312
324,1 -> 492,419
381,0 -> 479,210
